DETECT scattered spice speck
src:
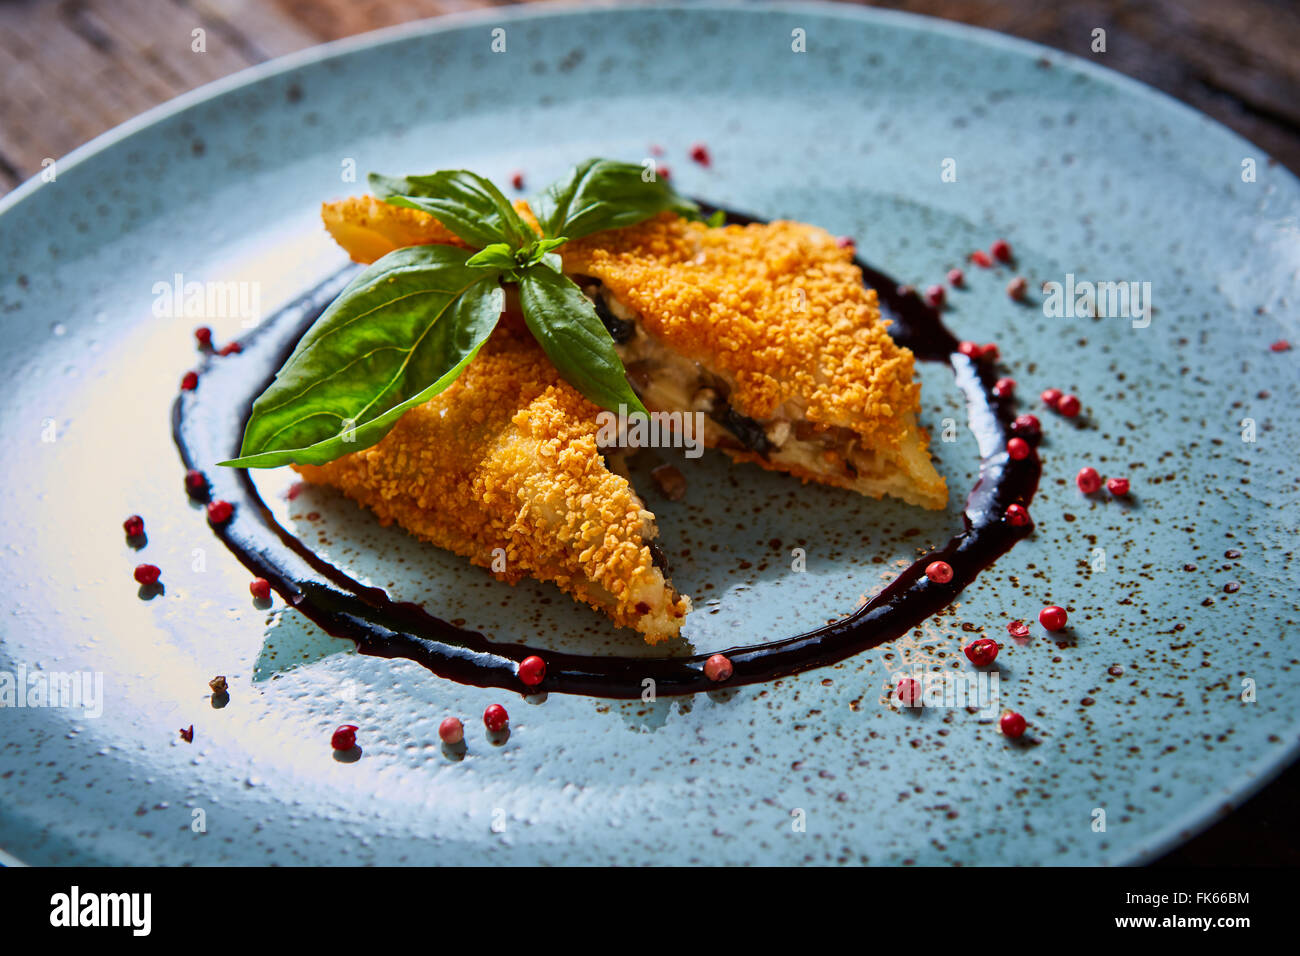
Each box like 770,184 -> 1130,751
179,725 -> 194,743
209,675 -> 228,695
689,142 -> 711,167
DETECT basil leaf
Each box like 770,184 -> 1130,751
369,169 -> 535,249
523,236 -> 569,266
466,243 -> 517,270
516,263 -> 649,417
533,158 -> 700,239
222,245 -> 503,468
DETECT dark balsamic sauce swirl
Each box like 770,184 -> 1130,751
173,206 -> 1038,699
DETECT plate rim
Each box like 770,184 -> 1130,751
2,0 -> 1297,866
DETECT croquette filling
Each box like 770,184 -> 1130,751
577,278 -> 894,487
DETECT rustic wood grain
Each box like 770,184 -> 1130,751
1,0 -> 1297,194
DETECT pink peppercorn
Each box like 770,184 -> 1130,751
925,284 -> 945,308
964,638 -> 999,667
704,653 -> 733,682
993,377 -> 1016,398
1040,388 -> 1063,409
218,341 -> 242,356
194,326 -> 212,348
1011,414 -> 1041,439
510,170 -> 525,190
925,560 -> 953,584
1000,711 -> 1027,739
484,704 -> 509,732
181,371 -> 198,391
331,725 -> 358,751
896,677 -> 921,707
439,717 -> 464,745
123,515 -> 145,537
837,236 -> 856,249
981,343 -> 1000,362
991,239 -> 1012,262
948,268 -> 964,287
1076,467 -> 1102,494
970,249 -> 992,268
689,142 -> 711,167
1039,605 -> 1068,631
1006,437 -> 1031,461
1006,619 -> 1031,639
1269,340 -> 1291,352
1056,393 -> 1081,418
249,577 -> 271,601
958,341 -> 982,359
185,469 -> 207,497
1004,504 -> 1030,526
1106,477 -> 1130,496
206,499 -> 234,524
518,655 -> 546,687
1006,276 -> 1027,301
133,563 -> 161,586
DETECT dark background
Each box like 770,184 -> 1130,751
0,0 -> 1295,864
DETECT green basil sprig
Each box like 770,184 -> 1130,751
223,160 -> 699,469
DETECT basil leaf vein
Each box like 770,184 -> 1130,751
532,158 -> 700,240
516,263 -> 648,418
222,244 -> 503,468
369,169 -> 534,249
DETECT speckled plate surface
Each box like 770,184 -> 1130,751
1,2 -> 1297,866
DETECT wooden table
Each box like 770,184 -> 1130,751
1,0 -> 1296,864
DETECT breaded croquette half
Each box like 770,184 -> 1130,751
295,325 -> 690,643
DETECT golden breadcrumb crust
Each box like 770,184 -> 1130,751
561,213 -> 920,450
321,196 -> 538,264
294,326 -> 689,643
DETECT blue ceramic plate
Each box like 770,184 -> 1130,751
1,2 -> 1296,865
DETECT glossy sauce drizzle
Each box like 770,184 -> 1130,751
174,208 -> 1038,699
